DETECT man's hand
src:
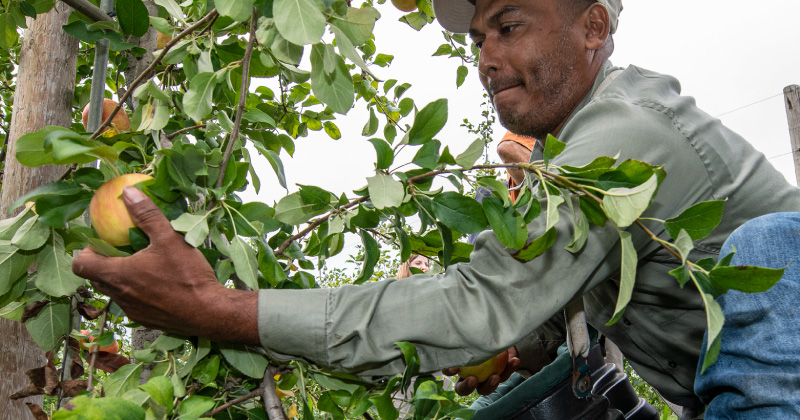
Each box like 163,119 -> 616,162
442,347 -> 520,396
72,186 -> 260,345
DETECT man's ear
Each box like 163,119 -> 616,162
583,3 -> 610,50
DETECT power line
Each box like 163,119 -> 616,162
714,92 -> 784,118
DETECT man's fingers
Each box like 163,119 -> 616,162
122,187 -> 175,244
72,247 -> 108,281
476,374 -> 500,396
441,367 -> 459,376
454,376 -> 478,396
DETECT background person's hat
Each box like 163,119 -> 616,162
433,0 -> 622,34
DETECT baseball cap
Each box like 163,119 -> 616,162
433,0 -> 622,35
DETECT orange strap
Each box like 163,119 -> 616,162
498,132 -> 536,201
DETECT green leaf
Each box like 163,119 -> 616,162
34,191 -> 93,228
564,198 -> 588,253
369,377 -> 400,420
11,215 -> 48,251
699,293 -> 724,374
367,173 -> 405,210
439,222 -> 453,268
0,246 -> 35,295
431,192 -> 488,234
330,25 -> 376,79
513,228 -> 556,262
231,237 -> 259,290
318,392 -> 346,420
192,354 -> 220,385
170,212 -> 210,248
455,138 -> 485,169
274,192 -> 326,226
152,0 -> 185,23
35,234 -> 84,297
273,0 -> 326,45
215,0 -> 255,22
412,140 -> 441,170
708,264 -> 785,294
242,108 -> 276,126
542,134 -> 566,167
329,6 -> 380,45
362,108 -> 379,136
369,138 -> 394,170
8,181 -> 83,213
324,121 -> 342,140
674,229 -> 694,262
408,99 -> 447,145
152,333 -> 187,351
606,231 -> 637,326
310,44 -> 354,114
258,241 -> 287,287
254,146 -> 287,190
52,395 -> 146,420
25,300 -> 69,351
354,230 -> 379,284
395,341 -> 420,393
139,375 -> 174,411
0,13 -> 19,50
669,264 -> 692,288
218,343 -> 268,378
482,196 -> 526,249
178,395 -> 216,420
182,72 -> 218,122
456,65 -> 468,87
15,126 -> 71,167
602,174 -> 658,228
115,0 -> 149,37
664,200 -> 725,241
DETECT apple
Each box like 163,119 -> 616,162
78,330 -> 120,354
81,98 -> 131,134
391,0 -> 417,12
156,32 -> 172,50
457,350 -> 509,382
89,173 -> 154,246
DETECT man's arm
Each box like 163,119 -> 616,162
72,186 -> 260,345
497,139 -> 534,185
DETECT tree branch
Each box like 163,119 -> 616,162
275,196 -> 369,256
216,8 -> 258,189
86,302 -> 110,392
262,365 -> 288,420
165,124 -> 206,140
59,0 -> 113,22
89,10 -> 219,140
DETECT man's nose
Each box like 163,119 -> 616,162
478,38 -> 503,80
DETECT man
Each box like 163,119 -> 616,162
72,0 -> 800,418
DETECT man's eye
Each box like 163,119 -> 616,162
500,24 -> 517,34
474,41 -> 484,49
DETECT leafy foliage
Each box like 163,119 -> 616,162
0,0 -> 783,418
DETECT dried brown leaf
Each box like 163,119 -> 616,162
26,367 -> 47,389
93,351 -> 131,373
21,300 -> 50,322
10,383 -> 44,400
76,286 -> 93,299
60,380 -> 88,398
25,403 -> 50,420
76,302 -> 104,320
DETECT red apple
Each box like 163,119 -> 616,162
82,98 -> 131,134
457,350 -> 509,382
89,173 -> 154,246
78,330 -> 120,354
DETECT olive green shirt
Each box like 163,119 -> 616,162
258,61 -> 800,408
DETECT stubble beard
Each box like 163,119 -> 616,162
494,29 -> 584,140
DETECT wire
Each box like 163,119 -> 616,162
714,92 -> 784,118
767,150 -> 798,161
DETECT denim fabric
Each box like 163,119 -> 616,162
695,212 -> 800,419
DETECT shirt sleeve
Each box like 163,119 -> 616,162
257,82 -> 713,377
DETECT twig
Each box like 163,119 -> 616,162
60,0 -> 113,22
90,10 -> 219,140
262,365 -> 288,420
165,124 -> 206,140
203,389 -> 262,417
86,302 -> 111,392
275,196 -> 369,256
216,8 -> 258,189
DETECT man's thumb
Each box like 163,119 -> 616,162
122,186 -> 172,243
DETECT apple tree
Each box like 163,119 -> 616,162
0,0 -> 785,419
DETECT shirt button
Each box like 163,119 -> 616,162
623,318 -> 632,326
668,360 -> 678,368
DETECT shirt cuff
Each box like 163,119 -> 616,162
258,288 -> 330,364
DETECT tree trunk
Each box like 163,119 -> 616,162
0,2 -> 78,417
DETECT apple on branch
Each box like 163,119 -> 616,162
89,173 -> 153,247
81,98 -> 131,136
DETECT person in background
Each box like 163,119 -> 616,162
396,254 -> 430,280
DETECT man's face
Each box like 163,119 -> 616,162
469,0 -> 592,140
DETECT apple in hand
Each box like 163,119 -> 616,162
81,98 -> 131,135
89,173 -> 154,246
78,330 -> 120,354
457,350 -> 509,382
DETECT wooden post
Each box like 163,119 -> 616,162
783,85 -> 800,186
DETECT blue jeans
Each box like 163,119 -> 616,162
695,212 -> 800,419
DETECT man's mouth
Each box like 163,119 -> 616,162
489,78 -> 524,100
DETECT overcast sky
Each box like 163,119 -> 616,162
242,0 -> 800,265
